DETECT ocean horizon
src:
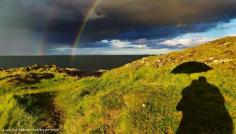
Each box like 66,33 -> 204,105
0,55 -> 148,72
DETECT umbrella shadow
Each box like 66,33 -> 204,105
171,61 -> 212,74
176,77 -> 233,134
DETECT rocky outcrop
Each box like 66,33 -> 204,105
57,68 -> 108,77
57,68 -> 84,77
0,64 -> 108,85
24,64 -> 57,71
8,73 -> 55,85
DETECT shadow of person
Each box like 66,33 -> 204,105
176,77 -> 233,134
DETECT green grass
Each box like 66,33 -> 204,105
1,36 -> 236,133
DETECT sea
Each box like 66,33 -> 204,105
0,55 -> 148,72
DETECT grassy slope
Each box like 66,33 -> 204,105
1,36 -> 236,133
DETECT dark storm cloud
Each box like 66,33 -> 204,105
99,0 -> 236,25
79,0 -> 236,42
1,0 -> 236,47
8,0 -> 236,31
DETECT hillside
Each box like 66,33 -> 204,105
1,36 -> 236,133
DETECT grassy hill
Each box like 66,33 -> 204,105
1,36 -> 236,133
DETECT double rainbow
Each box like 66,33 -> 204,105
38,0 -> 103,56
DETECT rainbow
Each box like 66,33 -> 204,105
71,0 -> 103,55
37,3 -> 58,56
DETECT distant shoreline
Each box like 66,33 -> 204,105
0,55 -> 149,72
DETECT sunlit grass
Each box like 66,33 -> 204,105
0,36 -> 236,133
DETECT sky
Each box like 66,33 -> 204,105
0,0 -> 236,55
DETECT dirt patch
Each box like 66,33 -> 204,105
14,92 -> 64,132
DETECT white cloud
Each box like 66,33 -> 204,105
100,35 -> 213,52
160,34 -> 212,47
101,39 -> 148,49
109,40 -> 130,48
53,46 -> 72,52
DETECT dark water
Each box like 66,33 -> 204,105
0,55 -> 148,72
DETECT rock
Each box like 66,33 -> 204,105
57,67 -> 107,77
212,59 -> 233,64
37,73 -> 55,79
209,57 -> 215,60
142,104 -> 146,108
92,69 -> 108,77
222,42 -> 232,47
25,64 -> 56,71
58,68 -> 84,76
